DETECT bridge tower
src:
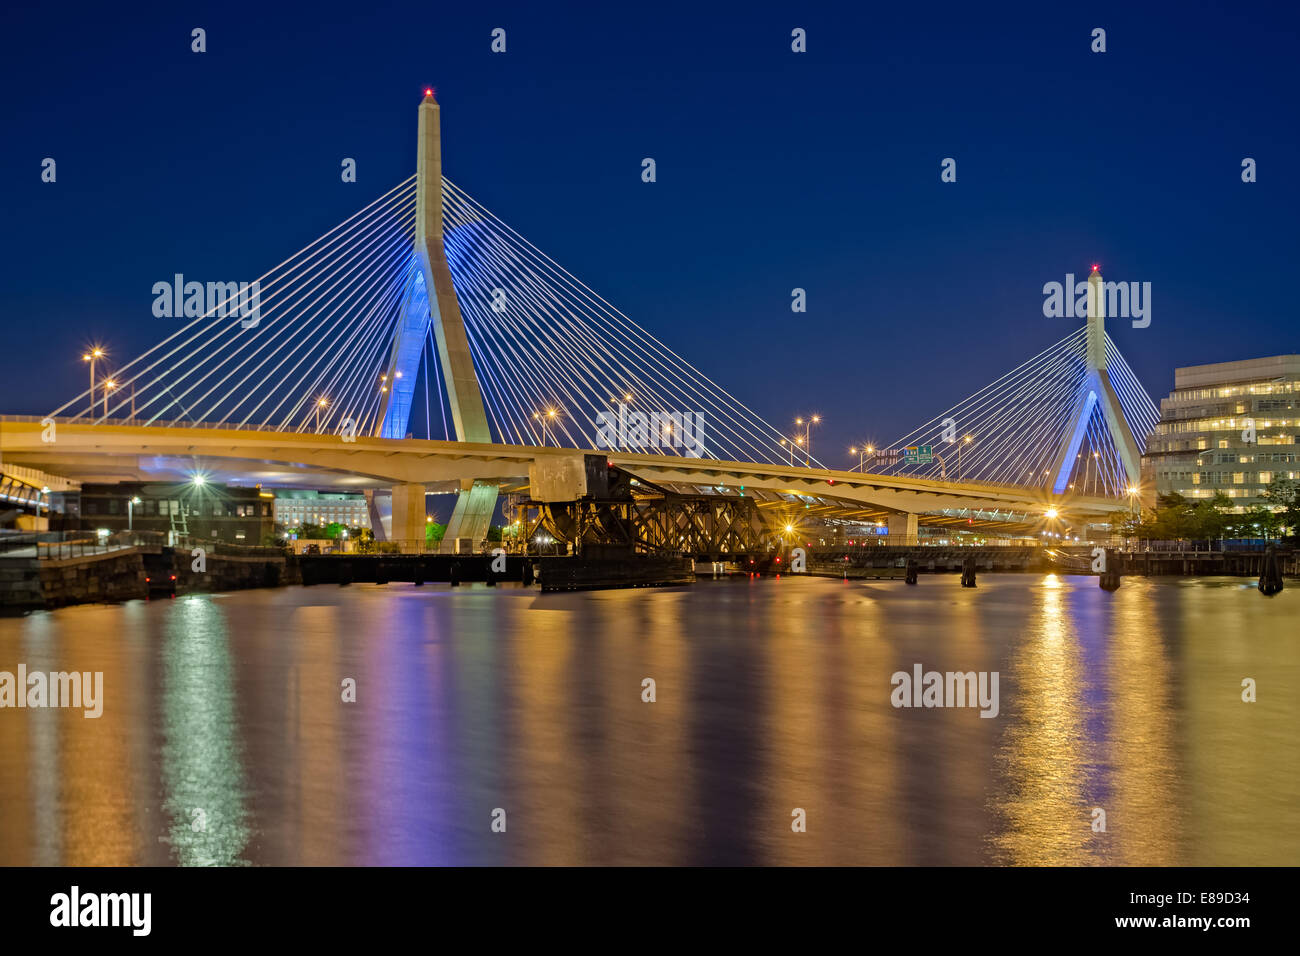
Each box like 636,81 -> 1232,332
1047,266 -> 1144,495
373,90 -> 499,549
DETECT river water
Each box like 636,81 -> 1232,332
0,574 -> 1295,866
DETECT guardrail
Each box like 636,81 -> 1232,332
0,530 -> 290,561
0,537 -> 149,560
1118,538 -> 1289,553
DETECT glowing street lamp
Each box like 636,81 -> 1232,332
315,397 -> 329,431
102,378 -> 117,419
533,407 -> 560,446
606,392 -> 636,450
849,444 -> 875,472
794,414 -> 821,466
82,346 -> 105,419
957,434 -> 973,481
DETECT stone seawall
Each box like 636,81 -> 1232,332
156,550 -> 302,593
0,549 -> 148,611
0,547 -> 300,611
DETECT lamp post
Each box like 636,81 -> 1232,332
128,495 -> 141,531
607,392 -> 633,450
315,398 -> 329,431
533,407 -> 559,446
957,435 -> 973,480
82,347 -> 104,419
103,378 -> 117,419
794,414 -> 820,467
849,444 -> 875,472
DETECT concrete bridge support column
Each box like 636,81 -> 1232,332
390,483 -> 428,552
883,510 -> 918,546
365,489 -> 390,542
442,480 -> 498,553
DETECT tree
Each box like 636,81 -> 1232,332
1261,476 -> 1299,540
1189,493 -> 1232,539
1237,505 -> 1282,540
1115,491 -> 1232,541
425,521 -> 446,547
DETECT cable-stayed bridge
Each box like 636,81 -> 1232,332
1,92 -> 1157,550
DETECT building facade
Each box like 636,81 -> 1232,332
273,491 -> 370,531
79,481 -> 276,542
1143,355 -> 1300,511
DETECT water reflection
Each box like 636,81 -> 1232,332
0,575 -> 1294,865
160,597 -> 251,865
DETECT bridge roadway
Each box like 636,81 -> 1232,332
0,419 -> 1121,531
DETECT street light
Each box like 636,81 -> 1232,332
533,407 -> 560,446
315,397 -> 329,431
849,444 -> 875,472
82,347 -> 105,419
103,379 -> 117,419
607,393 -> 635,450
957,435 -> 973,481
794,414 -> 821,466
128,495 -> 141,531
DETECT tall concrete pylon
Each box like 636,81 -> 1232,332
374,90 -> 498,548
1047,266 -> 1143,495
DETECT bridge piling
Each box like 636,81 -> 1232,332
1259,547 -> 1284,596
960,556 -> 977,588
1100,549 -> 1121,591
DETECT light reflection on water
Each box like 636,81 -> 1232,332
0,575 -> 1295,865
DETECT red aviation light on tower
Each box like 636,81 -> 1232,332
1091,263 -> 1100,273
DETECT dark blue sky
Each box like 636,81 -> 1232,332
3,0 -> 1297,466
